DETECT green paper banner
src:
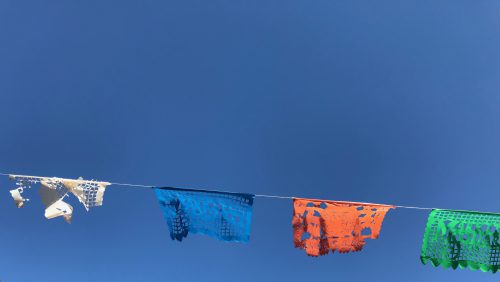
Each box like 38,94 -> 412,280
421,209 -> 500,273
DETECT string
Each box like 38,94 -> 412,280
0,171 -> 489,213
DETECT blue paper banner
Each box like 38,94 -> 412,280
155,187 -> 255,243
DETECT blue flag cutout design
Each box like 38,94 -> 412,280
155,187 -> 255,243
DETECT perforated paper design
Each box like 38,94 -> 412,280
421,209 -> 500,273
61,179 -> 108,210
155,187 -> 255,243
293,198 -> 395,257
8,175 -> 40,206
78,181 -> 106,209
41,178 -> 70,199
9,175 -> 110,222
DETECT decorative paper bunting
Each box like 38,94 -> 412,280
8,175 -> 110,222
421,209 -> 500,273
155,187 -> 254,243
293,198 -> 395,256
5,172 -> 500,276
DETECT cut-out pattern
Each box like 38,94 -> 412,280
155,187 -> 254,243
8,175 -> 40,206
9,175 -> 110,222
421,209 -> 500,273
293,198 -> 395,256
41,178 -> 70,199
61,178 -> 108,210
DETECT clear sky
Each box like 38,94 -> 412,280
1,0 -> 500,281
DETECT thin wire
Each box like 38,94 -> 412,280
0,171 -> 492,213
395,205 -> 434,210
255,194 -> 434,210
110,182 -> 153,188
255,194 -> 293,199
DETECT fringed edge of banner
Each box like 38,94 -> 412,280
421,256 -> 499,274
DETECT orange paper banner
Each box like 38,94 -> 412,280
292,198 -> 395,257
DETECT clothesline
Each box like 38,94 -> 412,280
0,171 -> 489,213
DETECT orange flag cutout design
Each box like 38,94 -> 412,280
292,198 -> 395,257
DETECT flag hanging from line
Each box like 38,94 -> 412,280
154,187 -> 255,243
292,198 -> 395,257
9,175 -> 110,223
421,209 -> 500,273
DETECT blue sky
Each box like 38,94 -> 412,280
1,0 -> 500,281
